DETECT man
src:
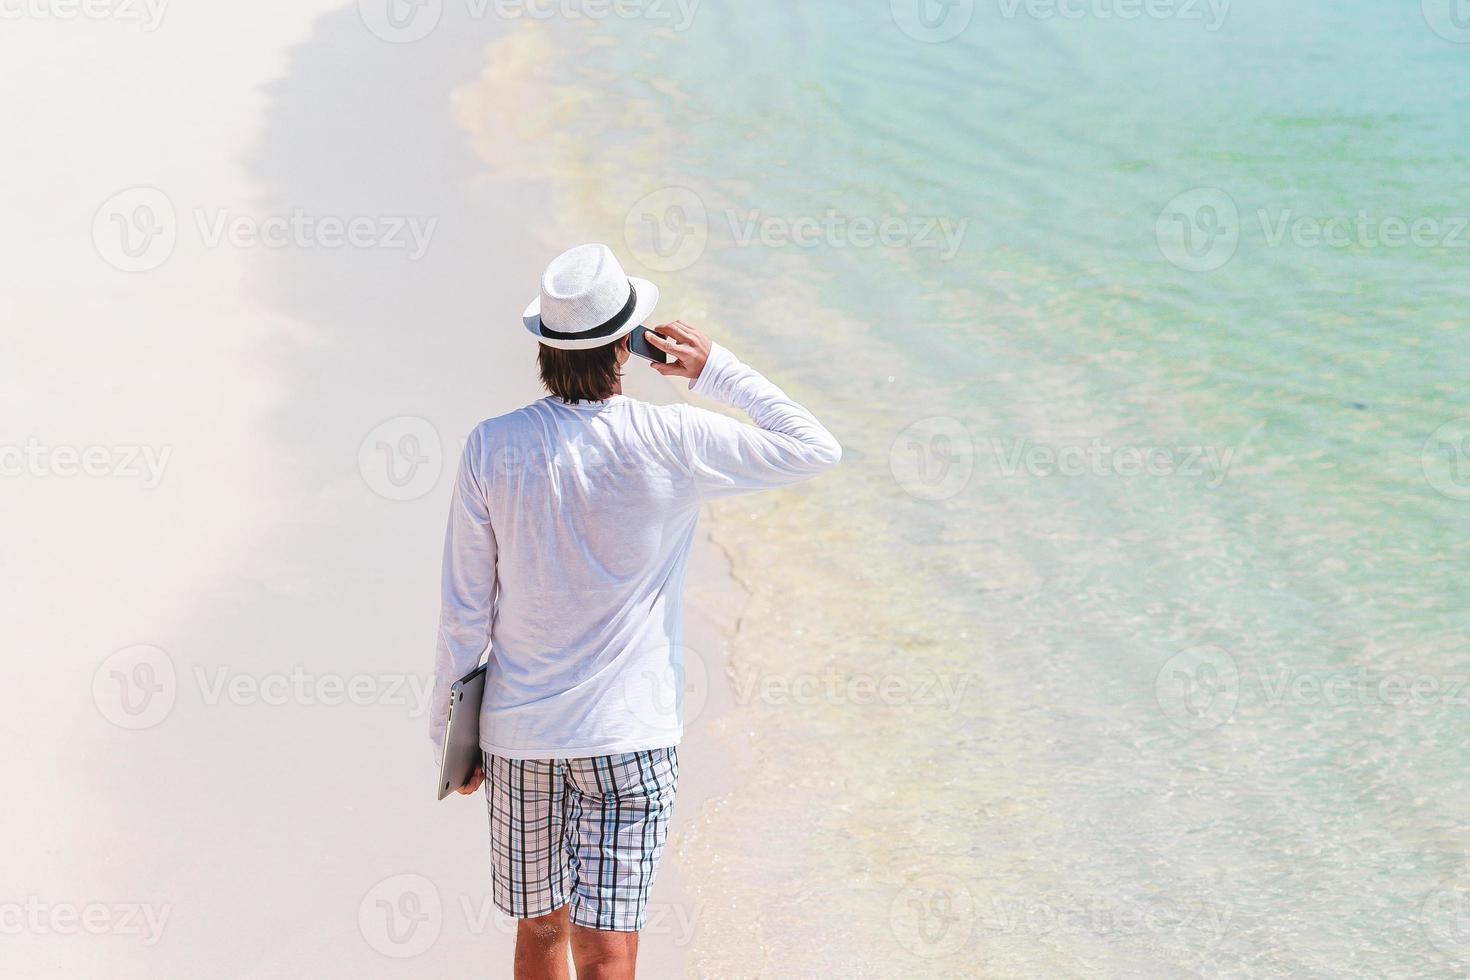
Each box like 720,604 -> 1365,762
429,243 -> 840,979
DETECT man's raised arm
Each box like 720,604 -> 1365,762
645,320 -> 842,498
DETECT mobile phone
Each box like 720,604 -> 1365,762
628,325 -> 670,364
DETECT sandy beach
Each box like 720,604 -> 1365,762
1,5 -> 748,975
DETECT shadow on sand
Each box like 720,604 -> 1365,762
100,5 -> 704,975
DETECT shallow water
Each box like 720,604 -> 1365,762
460,3 -> 1470,975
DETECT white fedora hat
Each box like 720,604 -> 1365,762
523,243 -> 659,351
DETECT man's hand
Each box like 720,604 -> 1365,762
643,320 -> 711,382
457,765 -> 484,795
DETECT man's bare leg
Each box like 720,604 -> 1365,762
569,923 -> 639,980
515,906 -> 571,980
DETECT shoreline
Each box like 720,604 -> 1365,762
447,23 -> 886,973
449,26 -> 764,975
615,358 -> 752,977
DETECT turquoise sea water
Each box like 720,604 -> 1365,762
478,2 -> 1470,975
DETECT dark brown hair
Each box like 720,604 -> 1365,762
537,340 -> 623,403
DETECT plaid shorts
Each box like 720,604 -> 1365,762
482,747 -> 678,932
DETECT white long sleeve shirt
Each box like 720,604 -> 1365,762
429,342 -> 841,761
